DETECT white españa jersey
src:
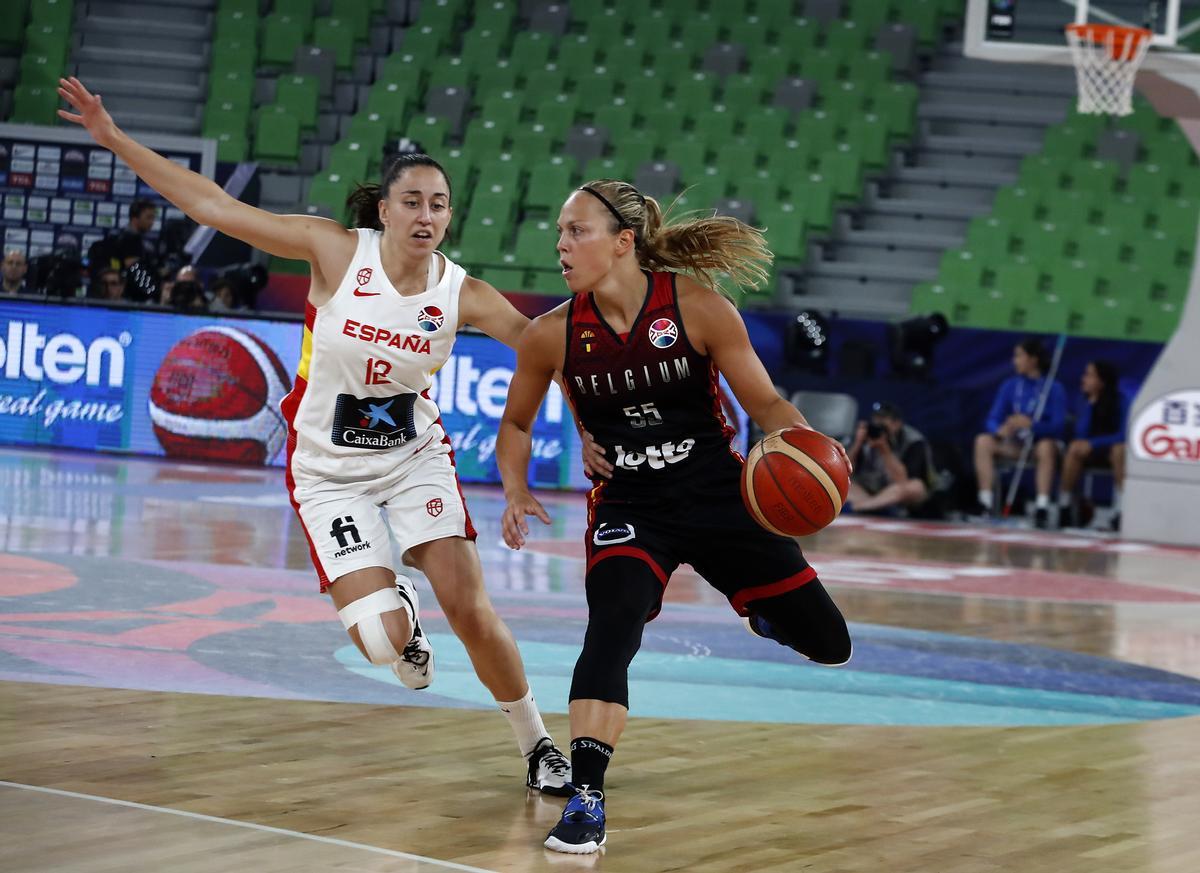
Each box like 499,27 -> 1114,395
281,228 -> 466,458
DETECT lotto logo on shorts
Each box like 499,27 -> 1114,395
356,267 -> 372,285
648,318 -> 678,349
417,306 -> 444,332
426,498 -> 443,517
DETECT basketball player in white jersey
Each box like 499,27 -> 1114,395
58,76 -> 577,795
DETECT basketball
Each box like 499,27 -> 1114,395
741,427 -> 850,537
148,326 -> 292,465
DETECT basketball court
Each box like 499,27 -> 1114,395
4,1 -> 1200,871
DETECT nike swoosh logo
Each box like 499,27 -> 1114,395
353,288 -> 380,297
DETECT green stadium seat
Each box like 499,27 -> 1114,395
1039,189 -> 1096,229
938,249 -> 983,294
619,129 -> 657,172
735,169 -> 783,214
721,73 -> 767,109
533,95 -> 577,139
1128,230 -> 1187,271
749,45 -> 792,83
871,82 -> 918,138
524,157 -> 573,212
1126,163 -> 1173,200
1147,197 -> 1200,237
23,23 -> 70,64
580,8 -> 627,45
843,114 -> 889,169
308,171 -> 353,221
416,0 -> 462,32
469,186 -> 519,225
215,9 -> 258,43
403,24 -> 451,66
1017,293 -> 1070,333
479,267 -> 528,291
690,105 -> 737,143
428,57 -> 472,91
898,0 -> 942,45
993,185 -> 1041,226
18,53 -> 62,87
1018,155 -> 1067,190
345,111 -> 389,157
573,71 -> 619,106
1133,301 -> 1180,342
508,123 -> 557,164
818,144 -> 864,199
313,17 -> 355,70
775,19 -> 819,55
799,48 -> 842,84
957,289 -> 1018,330
438,147 -> 474,201
475,154 -> 523,195
464,118 -> 507,156
990,257 -> 1041,300
276,74 -> 319,130
583,156 -> 631,183
29,0 -> 72,28
218,0 -> 257,14
1072,295 -> 1131,339
12,84 -> 58,125
822,81 -> 870,122
602,39 -> 648,76
846,0 -> 893,33
679,16 -> 720,54
511,32 -> 554,70
1043,122 -> 1096,161
522,66 -> 568,105
202,100 -> 249,138
1067,159 -> 1119,193
793,173 -> 836,231
824,20 -> 871,58
744,106 -> 790,147
406,114 -> 450,153
727,16 -> 771,51
1071,225 -> 1125,267
1045,259 -> 1101,301
965,216 -> 1014,262
670,72 -> 718,113
513,219 -> 557,267
1143,128 -> 1196,168
208,69 -> 254,109
275,0 -> 315,23
472,60 -> 518,98
851,52 -> 894,88
910,282 -> 954,317
330,0 -> 370,41
630,10 -> 673,50
461,27 -> 505,69
1018,221 -> 1071,263
254,107 -> 300,163
556,35 -> 603,79
759,203 -> 806,261
212,131 -> 249,163
593,98 -> 635,141
261,14 -> 305,67
474,0 -> 516,35
365,81 -> 414,132
328,141 -> 371,182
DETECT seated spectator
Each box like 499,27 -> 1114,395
166,265 -> 207,311
2,249 -> 29,294
1059,360 -> 1128,529
846,401 -> 933,515
113,198 -> 158,268
208,277 -> 240,312
94,267 -> 126,301
973,337 -> 1067,527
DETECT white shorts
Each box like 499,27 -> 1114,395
287,422 -> 476,591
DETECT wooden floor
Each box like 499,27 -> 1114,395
2,448 -> 1200,872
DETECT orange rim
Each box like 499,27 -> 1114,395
1066,23 -> 1153,60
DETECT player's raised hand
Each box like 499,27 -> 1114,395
57,77 -> 119,148
501,490 -> 551,550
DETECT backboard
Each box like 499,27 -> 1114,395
964,0 -> 1200,85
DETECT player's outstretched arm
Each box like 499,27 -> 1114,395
57,77 -> 351,269
497,315 -> 564,549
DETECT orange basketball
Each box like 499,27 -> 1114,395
741,427 -> 851,537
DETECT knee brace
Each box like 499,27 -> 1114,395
337,587 -> 411,666
747,579 -> 852,666
569,557 -> 664,708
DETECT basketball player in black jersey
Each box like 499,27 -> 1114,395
497,180 -> 853,854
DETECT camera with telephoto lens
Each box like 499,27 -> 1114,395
867,423 -> 885,440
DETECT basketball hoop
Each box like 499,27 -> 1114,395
1065,23 -> 1153,116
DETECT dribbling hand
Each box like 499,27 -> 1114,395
56,77 -> 119,148
501,491 -> 551,550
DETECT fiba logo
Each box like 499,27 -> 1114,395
417,306 -> 444,332
147,326 -> 291,465
648,318 -> 678,349
356,267 -> 372,285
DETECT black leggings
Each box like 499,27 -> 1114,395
568,556 -> 851,707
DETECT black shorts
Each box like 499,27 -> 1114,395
585,483 -> 816,621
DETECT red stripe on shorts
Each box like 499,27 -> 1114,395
435,418 -> 477,541
587,546 -> 668,586
280,372 -> 332,591
730,566 -> 818,616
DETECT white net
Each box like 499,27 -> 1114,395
1065,24 -> 1153,116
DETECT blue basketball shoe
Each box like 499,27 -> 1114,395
744,613 -> 789,647
544,787 -> 606,854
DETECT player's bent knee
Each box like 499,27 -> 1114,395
337,587 -> 412,666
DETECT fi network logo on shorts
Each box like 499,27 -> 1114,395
330,515 -> 370,557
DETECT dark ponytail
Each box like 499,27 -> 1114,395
346,152 -> 452,230
1089,359 -> 1121,436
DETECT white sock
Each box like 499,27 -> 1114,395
1112,486 -> 1122,511
977,490 -> 993,510
497,688 -> 550,758
1035,494 -> 1050,509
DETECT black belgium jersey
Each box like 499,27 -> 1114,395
563,271 -> 738,502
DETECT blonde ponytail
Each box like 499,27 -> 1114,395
579,179 -> 773,295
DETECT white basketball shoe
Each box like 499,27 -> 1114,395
392,575 -> 434,690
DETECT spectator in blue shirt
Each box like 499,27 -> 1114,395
1059,360 -> 1128,528
973,337 -> 1067,524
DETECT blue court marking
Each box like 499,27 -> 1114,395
335,627 -> 1200,727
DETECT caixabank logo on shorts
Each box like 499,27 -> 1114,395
331,392 -> 419,449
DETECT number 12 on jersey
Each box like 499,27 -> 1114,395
365,357 -> 392,386
624,402 -> 663,428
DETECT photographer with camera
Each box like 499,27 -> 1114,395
114,199 -> 158,268
846,401 -> 934,515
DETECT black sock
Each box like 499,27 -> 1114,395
570,737 -> 613,793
